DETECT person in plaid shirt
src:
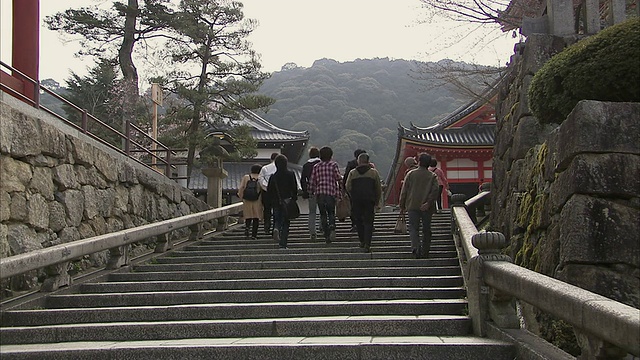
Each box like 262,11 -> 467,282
308,146 -> 343,243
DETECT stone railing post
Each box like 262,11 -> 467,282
41,261 -> 71,292
467,231 -> 519,336
154,232 -> 173,253
189,223 -> 202,241
450,194 -> 467,243
574,330 -> 629,360
107,245 -> 130,269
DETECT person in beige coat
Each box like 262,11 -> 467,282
238,164 -> 264,239
399,153 -> 440,258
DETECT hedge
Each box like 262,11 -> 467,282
528,17 -> 640,124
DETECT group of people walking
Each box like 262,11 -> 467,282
237,147 -> 449,258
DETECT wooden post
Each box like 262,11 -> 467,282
12,0 -> 39,102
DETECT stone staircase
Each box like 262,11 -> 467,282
0,211 -> 515,359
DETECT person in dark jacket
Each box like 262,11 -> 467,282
301,147 -> 321,241
343,149 -> 367,230
267,154 -> 298,249
345,153 -> 382,252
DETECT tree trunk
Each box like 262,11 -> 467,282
119,0 -> 140,146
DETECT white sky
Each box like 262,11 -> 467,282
1,0 -> 519,84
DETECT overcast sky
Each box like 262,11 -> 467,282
1,0 -> 518,85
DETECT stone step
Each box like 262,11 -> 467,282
106,266 -> 462,281
0,315 -> 472,344
0,210 -> 516,359
0,299 -> 468,326
0,336 -> 515,360
78,275 -> 464,293
171,246 -> 456,257
45,287 -> 467,308
129,258 -> 461,271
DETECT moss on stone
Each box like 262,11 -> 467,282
528,17 -> 640,124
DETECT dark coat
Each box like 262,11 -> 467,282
267,170 -> 298,206
301,158 -> 321,199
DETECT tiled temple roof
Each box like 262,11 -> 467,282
190,162 -> 303,194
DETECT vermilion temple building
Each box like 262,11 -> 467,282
384,87 -> 497,208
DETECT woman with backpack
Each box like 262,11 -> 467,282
238,164 -> 263,239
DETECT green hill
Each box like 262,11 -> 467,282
254,57 -> 477,178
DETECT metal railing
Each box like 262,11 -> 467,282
0,60 -> 186,181
0,203 -> 243,291
450,192 -> 640,359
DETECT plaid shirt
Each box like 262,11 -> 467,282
309,160 -> 342,197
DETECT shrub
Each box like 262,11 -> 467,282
528,17 -> 640,124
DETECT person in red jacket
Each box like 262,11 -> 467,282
428,158 -> 451,213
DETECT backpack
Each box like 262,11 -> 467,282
242,176 -> 260,201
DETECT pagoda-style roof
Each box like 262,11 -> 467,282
189,162 -> 303,196
398,82 -> 499,148
206,108 -> 309,164
191,107 -> 309,199
239,108 -> 309,144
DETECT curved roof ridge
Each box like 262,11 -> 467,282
411,75 -> 504,132
242,108 -> 308,136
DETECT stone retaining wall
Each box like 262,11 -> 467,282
0,93 -> 209,294
490,35 -> 639,352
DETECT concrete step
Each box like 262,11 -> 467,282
0,315 -> 472,344
0,210 -> 516,359
0,336 -> 515,360
1,299 -> 468,326
106,266 -> 463,281
45,287 -> 468,308
128,258 -> 461,272
78,275 -> 464,292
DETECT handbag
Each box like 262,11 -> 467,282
336,195 -> 351,221
275,175 -> 300,220
282,197 -> 300,220
394,213 -> 407,234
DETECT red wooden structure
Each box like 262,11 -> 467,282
1,0 -> 39,102
384,87 -> 498,208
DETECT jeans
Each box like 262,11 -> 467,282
407,209 -> 433,256
308,195 -> 318,235
352,200 -> 375,247
273,206 -> 290,247
316,194 -> 336,239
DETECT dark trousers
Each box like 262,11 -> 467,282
407,209 -> 433,257
436,185 -> 444,211
316,194 -> 337,239
352,200 -> 375,247
261,193 -> 272,233
273,206 -> 290,247
244,218 -> 259,238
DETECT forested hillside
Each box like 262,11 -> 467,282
254,57 -> 472,178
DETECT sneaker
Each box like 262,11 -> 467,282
364,245 -> 371,253
329,229 -> 336,243
310,234 -> 317,241
349,226 -> 357,232
279,246 -> 288,249
273,229 -> 280,243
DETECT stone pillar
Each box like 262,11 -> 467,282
547,0 -> 575,36
609,0 -> 626,25
202,164 -> 228,208
41,262 -> 71,292
467,231 -> 518,336
584,0 -> 601,34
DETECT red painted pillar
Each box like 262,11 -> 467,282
12,0 -> 39,101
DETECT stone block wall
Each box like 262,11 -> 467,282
0,93 -> 209,293
491,34 -> 639,351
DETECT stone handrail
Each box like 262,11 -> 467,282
450,192 -> 640,359
0,203 -> 243,291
